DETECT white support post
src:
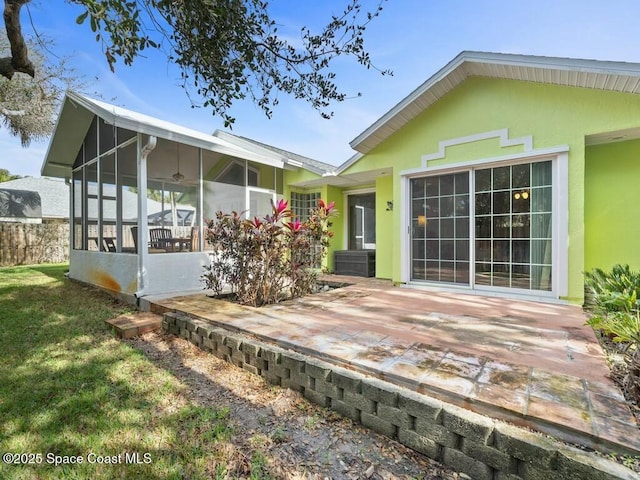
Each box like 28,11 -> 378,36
136,134 -> 156,297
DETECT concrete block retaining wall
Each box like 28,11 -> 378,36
162,312 -> 635,480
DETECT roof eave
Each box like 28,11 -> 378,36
349,51 -> 640,155
41,93 -> 289,177
349,51 -> 470,153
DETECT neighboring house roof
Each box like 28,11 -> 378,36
349,51 -> 640,155
0,177 -> 68,220
213,130 -> 336,175
0,188 -> 42,222
84,183 -> 170,221
0,177 -> 172,222
42,92 -> 312,178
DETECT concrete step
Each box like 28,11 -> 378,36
105,312 -> 162,339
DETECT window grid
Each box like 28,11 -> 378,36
411,172 -> 470,284
291,192 -> 321,221
474,162 -> 552,291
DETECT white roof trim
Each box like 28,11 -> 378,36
212,130 -> 334,175
334,152 -> 363,175
66,92 -> 283,167
42,92 -> 291,177
350,51 -> 640,155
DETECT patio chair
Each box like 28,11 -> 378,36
102,237 -> 116,252
190,226 -> 200,252
130,227 -> 138,253
149,228 -> 173,250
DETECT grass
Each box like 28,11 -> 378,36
0,264 -> 235,480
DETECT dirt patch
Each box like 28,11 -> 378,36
127,332 -> 461,479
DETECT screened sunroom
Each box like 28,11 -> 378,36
42,93 -> 290,303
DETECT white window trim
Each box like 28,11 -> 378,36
400,147 -> 569,300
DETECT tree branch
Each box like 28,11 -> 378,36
2,0 -> 34,80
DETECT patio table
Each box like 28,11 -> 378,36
169,237 -> 191,252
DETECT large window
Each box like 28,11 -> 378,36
72,169 -> 83,250
71,122 -> 138,253
410,159 -> 553,293
100,153 -> 117,251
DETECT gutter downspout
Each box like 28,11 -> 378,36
134,134 -> 157,302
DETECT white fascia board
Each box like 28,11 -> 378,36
212,130 -> 328,174
212,130 -> 290,164
349,51 -> 640,153
349,52 -> 469,151
463,51 -> 640,76
40,101 -> 69,177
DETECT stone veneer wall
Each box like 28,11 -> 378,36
162,312 -> 635,480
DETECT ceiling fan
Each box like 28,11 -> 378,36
172,144 -> 185,183
149,142 -> 197,187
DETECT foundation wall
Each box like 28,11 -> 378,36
162,312 -> 635,480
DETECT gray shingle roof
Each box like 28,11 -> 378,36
0,177 -> 68,220
213,130 -> 336,175
0,188 -> 42,220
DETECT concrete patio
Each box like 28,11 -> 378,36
146,276 -> 639,456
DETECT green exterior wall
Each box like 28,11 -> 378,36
342,77 -> 640,303
585,139 -> 640,273
374,175 -> 394,279
283,167 -> 324,189
325,185 -> 345,272
282,178 -> 342,271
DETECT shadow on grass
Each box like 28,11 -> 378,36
0,266 -> 235,480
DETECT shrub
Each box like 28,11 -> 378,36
202,198 -> 336,306
585,264 -> 640,314
585,264 -> 640,401
585,264 -> 640,345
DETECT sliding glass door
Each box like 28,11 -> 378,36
411,172 -> 470,284
410,160 -> 553,293
474,161 -> 552,291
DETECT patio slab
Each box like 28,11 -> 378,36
147,277 -> 640,455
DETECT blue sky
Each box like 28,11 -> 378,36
3,0 -> 640,177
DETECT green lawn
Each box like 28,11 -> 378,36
0,264 -> 233,480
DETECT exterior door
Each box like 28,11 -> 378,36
348,193 -> 376,250
248,188 -> 276,219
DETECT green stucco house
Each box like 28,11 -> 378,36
286,51 -> 640,305
42,51 -> 640,305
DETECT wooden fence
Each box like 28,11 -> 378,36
0,223 -> 70,267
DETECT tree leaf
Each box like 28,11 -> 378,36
76,11 -> 89,25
